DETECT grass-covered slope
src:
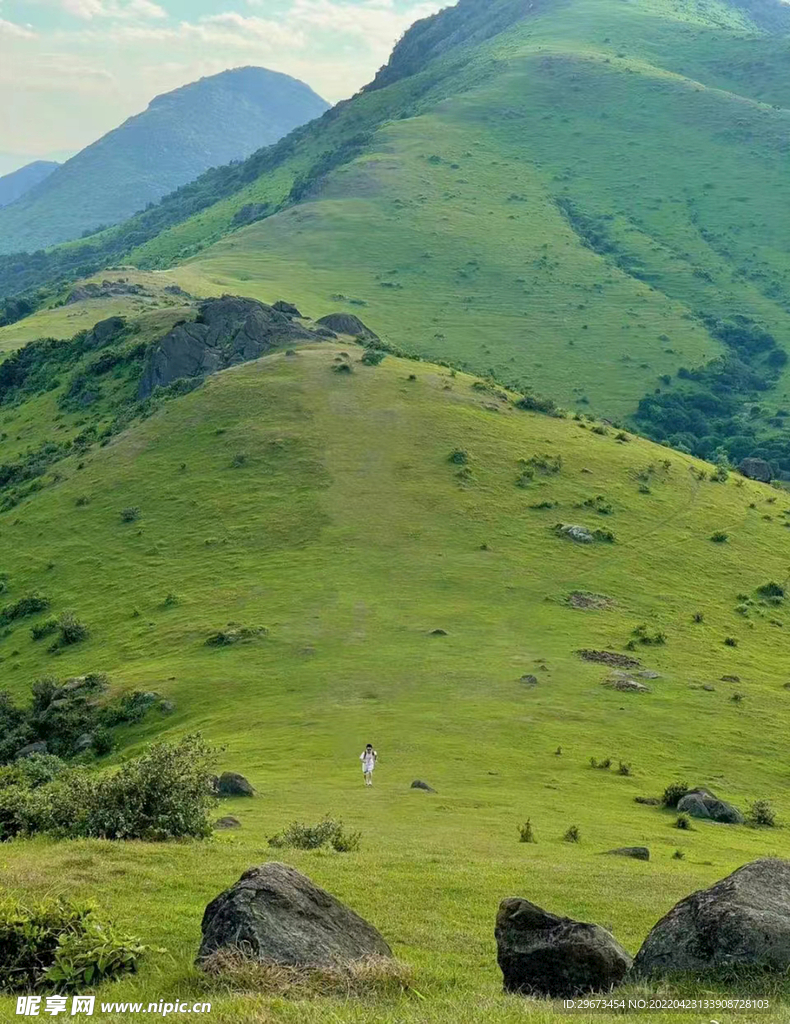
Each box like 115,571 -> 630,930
0,67 -> 328,255
1,340 -> 789,1020
114,0 -> 790,472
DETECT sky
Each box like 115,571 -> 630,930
0,0 -> 443,175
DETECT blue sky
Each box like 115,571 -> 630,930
0,0 -> 442,174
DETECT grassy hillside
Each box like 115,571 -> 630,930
1,332 -> 789,1020
0,67 -> 328,255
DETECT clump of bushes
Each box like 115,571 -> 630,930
268,817 -> 361,853
757,581 -> 784,600
205,625 -> 267,646
662,781 -> 689,808
0,735 -> 217,842
589,756 -> 612,770
119,507 -> 140,523
50,611 -> 89,649
30,617 -> 57,641
710,531 -> 729,543
0,896 -> 147,992
448,449 -> 468,465
0,594 -> 50,626
518,819 -> 536,843
675,814 -> 693,831
563,825 -> 580,843
360,349 -> 385,366
629,624 -> 667,646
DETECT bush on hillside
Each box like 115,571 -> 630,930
747,800 -> 776,828
360,349 -> 385,366
518,819 -> 536,843
119,507 -> 141,523
0,594 -> 50,626
0,895 -> 147,992
31,617 -> 58,641
562,825 -> 580,843
50,611 -> 89,648
662,781 -> 688,808
710,531 -> 728,543
675,814 -> 693,831
267,816 -> 361,853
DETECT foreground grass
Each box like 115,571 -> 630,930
0,345 -> 788,1019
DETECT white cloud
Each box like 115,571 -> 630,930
0,17 -> 36,38
55,0 -> 166,20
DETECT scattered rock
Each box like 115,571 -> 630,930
198,862 -> 392,966
634,796 -> 660,806
429,628 -> 448,636
214,816 -> 242,830
315,312 -> 378,340
520,674 -> 539,686
605,847 -> 649,861
738,457 -> 772,483
568,592 -> 614,610
273,300 -> 302,317
138,296 -> 319,398
66,281 -> 145,305
15,741 -> 48,758
603,676 -> 651,693
495,897 -> 632,997
632,859 -> 790,977
721,675 -> 740,683
701,684 -> 715,692
555,524 -> 594,544
160,699 -> 176,713
676,788 -> 744,824
217,771 -> 255,797
74,733 -> 94,753
578,649 -> 640,668
411,780 -> 436,792
84,315 -> 128,349
636,670 -> 660,679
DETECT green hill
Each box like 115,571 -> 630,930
0,300 -> 789,1019
4,0 -> 790,476
0,67 -> 328,255
0,160 -> 58,208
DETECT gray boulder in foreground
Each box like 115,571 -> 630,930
495,897 -> 632,996
676,788 -> 744,824
198,862 -> 392,966
633,859 -> 790,977
217,771 -> 255,797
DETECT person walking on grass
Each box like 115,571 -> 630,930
360,743 -> 377,787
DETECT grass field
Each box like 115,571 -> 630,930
1,343 -> 789,1020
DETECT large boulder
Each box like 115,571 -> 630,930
217,771 -> 255,797
633,859 -> 790,977
676,788 -> 744,824
138,296 -> 317,398
495,897 -> 632,996
410,780 -> 436,792
315,312 -> 379,340
198,862 -> 392,966
738,457 -> 772,483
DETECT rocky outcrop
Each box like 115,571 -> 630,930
138,296 -> 316,398
84,315 -> 127,349
738,457 -> 772,483
217,771 -> 255,797
633,859 -> 790,977
198,862 -> 392,966
66,280 -> 146,305
316,312 -> 378,340
495,897 -> 632,996
676,788 -> 744,824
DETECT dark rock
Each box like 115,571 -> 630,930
738,457 -> 772,483
605,847 -> 649,861
577,649 -> 640,668
429,628 -> 448,636
15,741 -> 48,758
138,295 -> 317,398
676,788 -> 744,824
74,733 -> 94,753
411,780 -> 436,792
66,281 -> 144,305
495,897 -> 632,996
214,816 -> 242,830
313,326 -> 338,338
315,312 -> 378,340
520,674 -> 539,686
217,771 -> 255,797
702,684 -> 715,692
160,700 -> 176,713
633,859 -> 790,977
84,315 -> 127,348
273,300 -> 301,317
603,676 -> 651,693
198,862 -> 392,966
721,675 -> 740,683
568,592 -> 614,610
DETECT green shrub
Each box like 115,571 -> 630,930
91,728 -> 114,757
662,781 -> 688,808
515,393 -> 557,415
757,581 -> 784,599
747,800 -> 776,827
31,617 -> 57,641
0,594 -> 50,626
617,762 -> 632,776
448,449 -> 468,465
724,636 -> 738,647
675,814 -> 693,830
672,849 -> 685,860
332,362 -> 353,374
518,819 -> 536,843
51,612 -> 89,648
268,816 -> 360,852
589,757 -> 612,770
710,531 -> 728,543
360,349 -> 385,366
119,507 -> 140,523
47,735 -> 217,841
0,895 -> 146,993
563,825 -> 580,843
